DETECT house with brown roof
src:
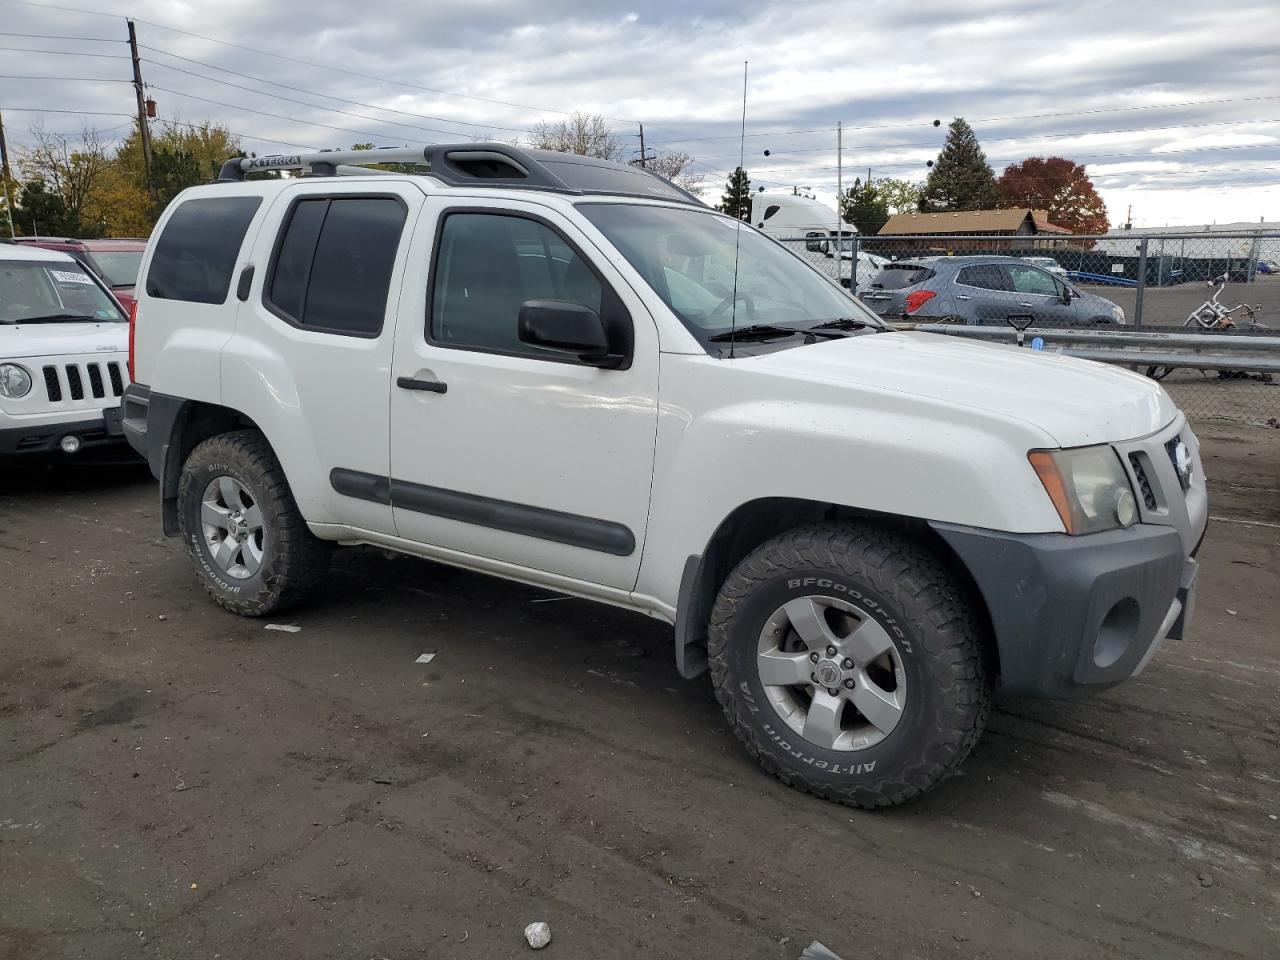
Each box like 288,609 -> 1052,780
876,209 -> 1071,251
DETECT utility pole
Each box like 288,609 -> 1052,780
127,19 -> 157,202
0,111 -> 16,238
834,120 -> 842,288
638,123 -> 646,168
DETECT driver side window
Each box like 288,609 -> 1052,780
429,212 -> 604,358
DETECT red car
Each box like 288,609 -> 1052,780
10,237 -> 148,312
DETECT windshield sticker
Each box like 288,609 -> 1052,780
50,269 -> 94,284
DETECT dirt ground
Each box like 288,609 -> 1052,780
1,422 -> 1276,960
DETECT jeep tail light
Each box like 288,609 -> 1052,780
904,290 -> 937,315
128,300 -> 137,380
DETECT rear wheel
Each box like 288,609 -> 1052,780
708,523 -> 992,808
177,430 -> 331,616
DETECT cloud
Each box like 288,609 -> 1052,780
1,0 -> 1276,225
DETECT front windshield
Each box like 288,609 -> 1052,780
578,203 -> 882,351
91,250 -> 144,287
0,260 -> 127,323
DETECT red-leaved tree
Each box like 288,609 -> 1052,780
996,156 -> 1109,235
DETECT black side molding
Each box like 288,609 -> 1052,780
330,467 -> 391,505
330,468 -> 635,557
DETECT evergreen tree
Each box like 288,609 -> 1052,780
719,167 -> 751,221
13,180 -> 83,237
918,118 -> 998,212
839,178 -> 889,235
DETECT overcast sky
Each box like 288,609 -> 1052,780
2,0 -> 1278,227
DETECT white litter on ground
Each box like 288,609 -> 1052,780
264,624 -> 301,633
524,922 -> 551,949
415,653 -> 436,664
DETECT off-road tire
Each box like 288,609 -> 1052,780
177,430 -> 331,616
709,522 -> 992,808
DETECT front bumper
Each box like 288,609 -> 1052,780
932,521 -> 1199,698
0,410 -> 127,456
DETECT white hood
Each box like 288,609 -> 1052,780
751,331 -> 1178,447
0,321 -> 128,360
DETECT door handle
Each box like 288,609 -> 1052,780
397,376 -> 447,394
956,294 -> 972,301
1019,302 -> 1034,307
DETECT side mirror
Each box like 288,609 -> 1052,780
518,300 -> 617,366
1062,288 -> 1073,305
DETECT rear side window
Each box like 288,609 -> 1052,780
956,264 -> 1011,291
265,196 -> 407,337
869,264 -> 935,289
146,196 -> 262,304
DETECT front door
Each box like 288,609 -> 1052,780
1003,263 -> 1075,326
387,199 -> 659,591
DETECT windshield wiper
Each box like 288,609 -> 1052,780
809,317 -> 886,333
707,324 -> 803,342
12,313 -> 117,324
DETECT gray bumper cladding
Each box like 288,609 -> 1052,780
931,521 -> 1192,698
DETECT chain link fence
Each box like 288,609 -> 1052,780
779,231 -> 1280,428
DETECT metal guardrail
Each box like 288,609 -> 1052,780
913,324 -> 1280,375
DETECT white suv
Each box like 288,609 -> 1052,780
1,243 -> 132,456
122,144 -> 1207,807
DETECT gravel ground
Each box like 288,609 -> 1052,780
1,422 -> 1277,960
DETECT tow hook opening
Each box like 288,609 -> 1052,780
1094,597 -> 1140,668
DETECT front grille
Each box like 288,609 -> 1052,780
87,363 -> 105,399
43,366 -> 62,401
1130,454 -> 1157,509
36,361 -> 127,404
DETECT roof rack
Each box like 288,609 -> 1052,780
216,142 -> 703,206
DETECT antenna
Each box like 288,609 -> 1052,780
728,60 -> 748,359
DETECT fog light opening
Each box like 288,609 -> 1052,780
1094,597 -> 1140,668
59,435 -> 81,454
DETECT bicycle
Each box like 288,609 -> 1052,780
1145,274 -> 1266,381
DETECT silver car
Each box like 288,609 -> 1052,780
858,256 -> 1125,325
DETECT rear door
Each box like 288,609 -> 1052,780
953,263 -> 1014,324
227,181 -> 423,536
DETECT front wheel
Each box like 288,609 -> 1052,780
177,430 -> 331,616
708,523 -> 992,808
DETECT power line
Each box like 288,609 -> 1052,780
0,44 -> 127,57
140,45 -> 529,136
694,117 -> 1280,162
651,93 -> 1280,148
149,84 -> 435,145
1,107 -> 133,117
0,74 -> 131,81
140,56 -> 515,142
0,31 -> 123,41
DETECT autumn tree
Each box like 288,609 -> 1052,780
528,112 -> 622,161
997,156 -> 1109,235
719,167 -> 751,221
115,120 -> 242,212
918,118 -> 998,212
876,177 -> 923,215
16,122 -> 112,236
637,150 -> 704,194
839,178 -> 889,235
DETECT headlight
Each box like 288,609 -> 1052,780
0,363 -> 32,399
1029,445 -> 1137,535
1112,305 -> 1126,323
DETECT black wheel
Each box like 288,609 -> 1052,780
708,523 -> 992,808
1145,365 -> 1173,381
177,430 -> 331,616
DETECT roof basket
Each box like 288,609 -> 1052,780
215,142 -> 703,205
